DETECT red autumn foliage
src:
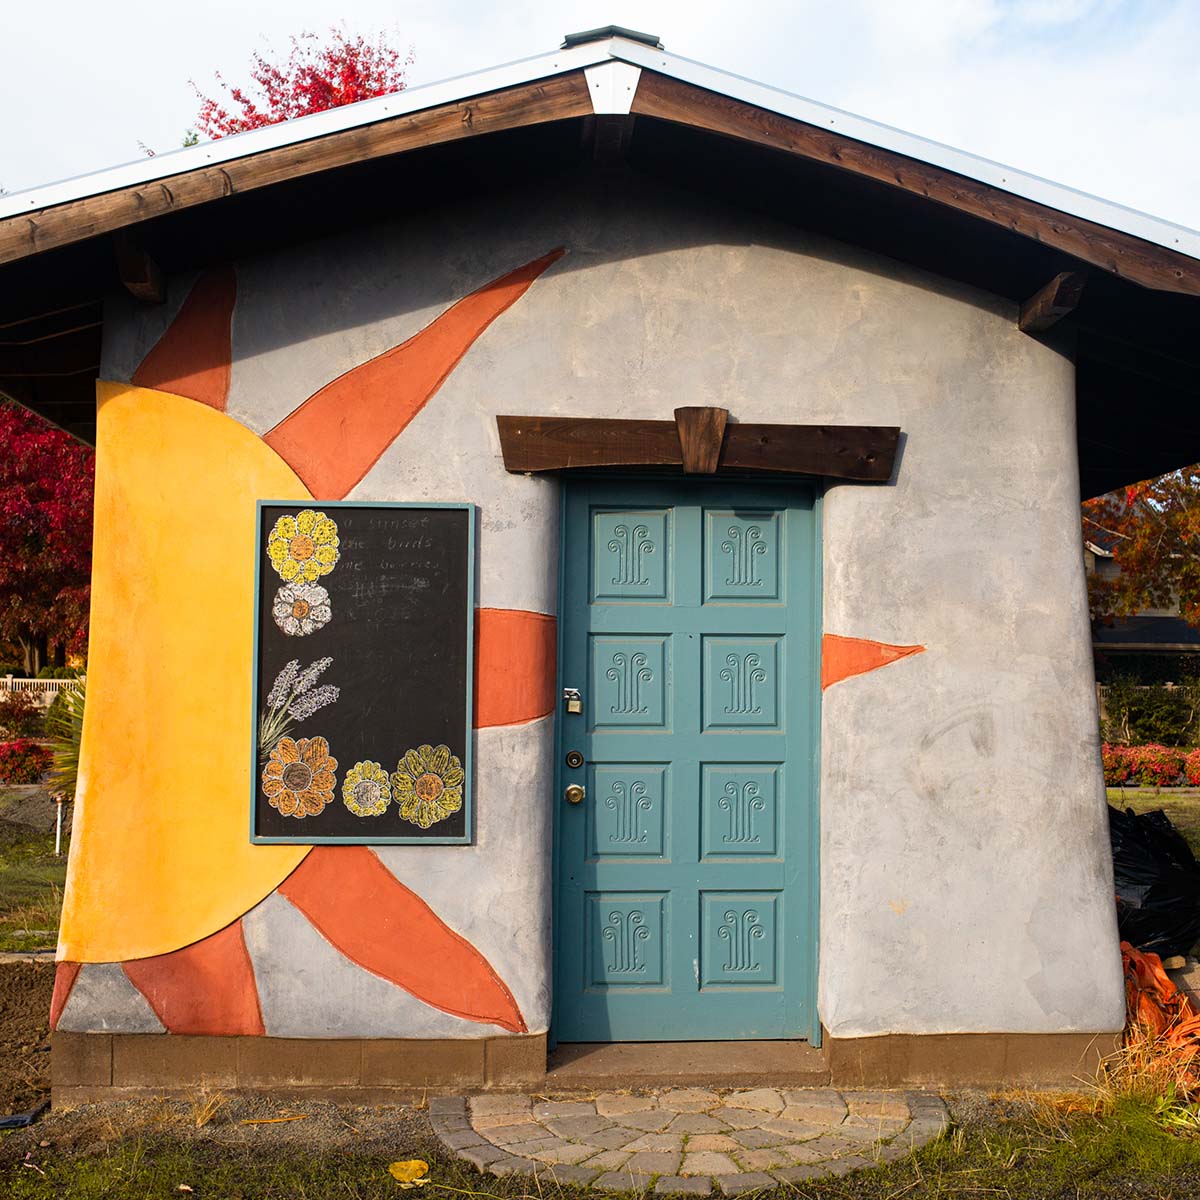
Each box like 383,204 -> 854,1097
0,401 -> 94,672
1084,469 -> 1200,628
0,739 -> 52,785
1101,742 -> 1200,787
193,26 -> 412,139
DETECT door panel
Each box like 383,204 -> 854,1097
555,479 -> 817,1042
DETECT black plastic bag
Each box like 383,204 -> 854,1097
1109,804 -> 1200,959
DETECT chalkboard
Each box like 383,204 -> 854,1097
251,502 -> 474,844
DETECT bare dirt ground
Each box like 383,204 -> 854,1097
0,960 -> 52,1115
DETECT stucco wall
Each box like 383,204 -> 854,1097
82,169 -> 1123,1040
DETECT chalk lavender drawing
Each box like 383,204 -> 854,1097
258,657 -> 341,762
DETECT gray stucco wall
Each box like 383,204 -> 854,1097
95,170 -> 1123,1040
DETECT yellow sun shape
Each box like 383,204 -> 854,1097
392,744 -> 464,829
267,509 -> 340,583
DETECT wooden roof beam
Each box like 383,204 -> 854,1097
1019,271 -> 1087,333
0,72 -> 594,266
630,72 -> 1200,298
113,229 -> 164,303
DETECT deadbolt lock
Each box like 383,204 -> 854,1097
564,784 -> 586,806
565,750 -> 584,770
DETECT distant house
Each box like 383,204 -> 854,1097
1085,528 -> 1200,677
3,27 -> 1200,1100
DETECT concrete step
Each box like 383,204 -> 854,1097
547,1042 -> 830,1091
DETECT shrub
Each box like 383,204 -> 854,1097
1103,743 -> 1133,786
0,690 -> 44,738
1126,744 -> 1186,788
1185,748 -> 1200,787
36,664 -> 76,679
0,739 -> 52,784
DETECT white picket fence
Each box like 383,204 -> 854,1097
0,676 -> 80,708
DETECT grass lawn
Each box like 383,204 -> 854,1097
5,1093 -> 1200,1199
1108,787 -> 1200,858
0,788 -> 65,952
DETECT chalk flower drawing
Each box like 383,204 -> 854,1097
393,744 -> 464,829
342,760 -> 392,817
258,656 -> 340,762
272,581 -> 332,637
267,509 -> 340,583
262,735 -> 338,818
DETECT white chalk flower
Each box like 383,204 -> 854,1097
272,582 -> 332,637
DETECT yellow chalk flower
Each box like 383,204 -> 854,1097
267,509 -> 340,583
392,744 -> 464,829
342,760 -> 392,817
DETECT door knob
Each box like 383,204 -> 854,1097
564,784 -> 586,805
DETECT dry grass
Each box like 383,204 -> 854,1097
188,1090 -> 229,1129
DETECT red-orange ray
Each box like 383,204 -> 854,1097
280,846 -> 526,1033
132,265 -> 236,410
822,633 -> 925,689
122,919 -> 265,1036
49,961 -> 81,1030
475,608 -> 556,729
264,248 -> 566,500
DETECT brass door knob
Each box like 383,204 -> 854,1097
564,784 -> 586,805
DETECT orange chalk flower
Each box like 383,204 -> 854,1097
262,735 -> 337,818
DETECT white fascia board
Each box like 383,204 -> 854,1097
3,33 -> 1199,265
584,61 -> 642,115
610,40 -> 1200,261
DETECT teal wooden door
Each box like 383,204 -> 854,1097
554,479 -> 819,1042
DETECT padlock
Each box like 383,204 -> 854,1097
563,687 -> 583,715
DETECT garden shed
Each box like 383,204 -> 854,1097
2,27 -> 1200,1099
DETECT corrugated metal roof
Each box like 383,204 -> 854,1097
2,33 -> 1198,262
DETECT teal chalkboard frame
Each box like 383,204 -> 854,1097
249,500 -> 475,846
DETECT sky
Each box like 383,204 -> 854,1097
1,0 -> 1197,230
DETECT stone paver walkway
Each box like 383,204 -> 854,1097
430,1087 -> 949,1193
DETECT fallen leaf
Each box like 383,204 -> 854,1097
389,1159 -> 430,1188
178,1188 -> 194,1194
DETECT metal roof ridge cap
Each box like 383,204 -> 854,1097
0,41 -> 615,221
615,41 -> 1200,260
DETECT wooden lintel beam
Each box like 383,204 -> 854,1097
675,406 -> 728,472
1019,271 -> 1087,333
496,414 -> 900,482
113,229 -> 164,303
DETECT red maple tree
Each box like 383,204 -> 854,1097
0,402 -> 94,673
1083,471 -> 1200,627
193,27 -> 412,139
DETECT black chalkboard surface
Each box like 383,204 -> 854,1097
251,502 -> 474,844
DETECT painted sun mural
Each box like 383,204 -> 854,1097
50,236 -> 924,1045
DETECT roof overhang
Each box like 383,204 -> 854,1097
1,32 -> 1197,497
